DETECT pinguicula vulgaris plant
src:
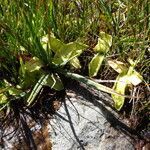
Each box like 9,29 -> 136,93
0,0 -> 145,118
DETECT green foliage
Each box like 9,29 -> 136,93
0,0 -> 149,114
27,74 -> 49,106
89,32 -> 112,77
69,57 -> 81,69
0,94 -> 7,105
46,74 -> 64,91
93,32 -> 112,53
112,74 -> 128,110
50,37 -> 88,66
19,57 -> 44,89
89,53 -> 105,77
109,59 -> 143,110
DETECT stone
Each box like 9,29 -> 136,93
49,86 -> 135,150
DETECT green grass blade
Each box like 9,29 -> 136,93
27,74 -> 49,106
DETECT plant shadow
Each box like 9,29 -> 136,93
0,82 -> 145,150
67,81 -> 144,140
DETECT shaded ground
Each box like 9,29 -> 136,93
1,81 -> 149,150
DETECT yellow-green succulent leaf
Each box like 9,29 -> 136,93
49,36 -> 65,53
24,57 -> 43,72
46,74 -> 64,91
94,32 -> 112,53
89,53 -> 105,77
112,74 -> 128,110
127,66 -> 143,86
128,71 -> 143,86
52,42 -> 87,66
20,70 -> 43,89
19,57 -> 44,89
70,57 -> 81,69
108,60 -> 128,73
8,88 -> 22,96
0,94 -> 8,105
